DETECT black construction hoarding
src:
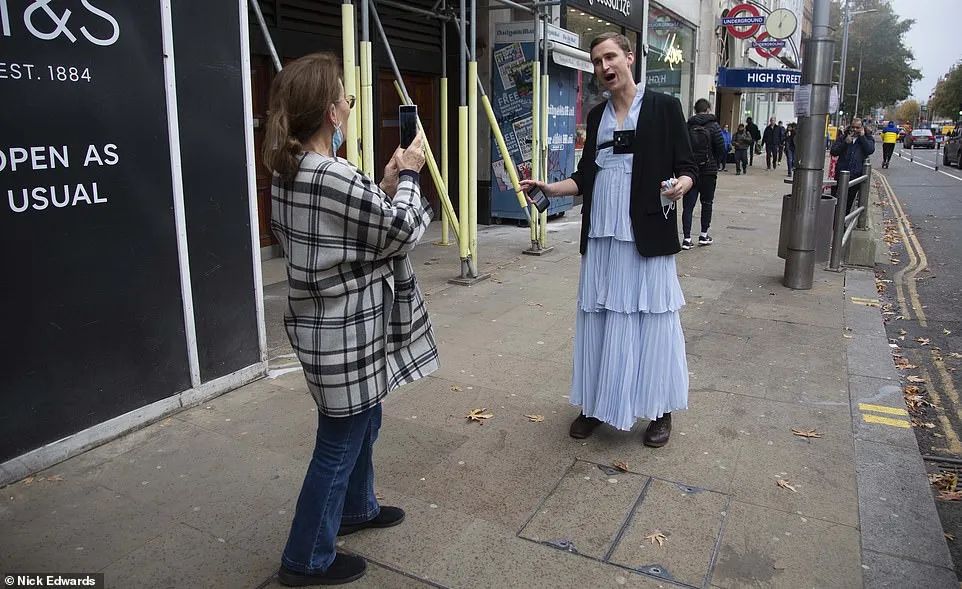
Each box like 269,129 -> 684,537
0,0 -> 263,470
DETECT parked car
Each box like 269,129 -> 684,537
904,129 -> 935,149
944,127 -> 962,168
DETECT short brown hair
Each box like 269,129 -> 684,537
589,32 -> 633,55
263,52 -> 342,181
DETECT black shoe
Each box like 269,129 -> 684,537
698,235 -> 713,246
278,554 -> 367,586
338,506 -> 405,536
569,413 -> 602,439
735,171 -> 741,175
681,238 -> 694,250
643,413 -> 672,448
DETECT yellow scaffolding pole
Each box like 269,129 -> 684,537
439,77 -> 450,245
468,60 -> 478,266
458,105 -> 470,261
341,3 -> 359,167
539,71 -> 549,248
481,92 -> 531,221
359,41 -> 375,176
392,82 -> 462,241
529,60 -> 541,246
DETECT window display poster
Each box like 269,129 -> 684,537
488,37 -> 576,220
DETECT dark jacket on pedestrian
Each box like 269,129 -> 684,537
686,112 -> 727,176
762,124 -> 784,148
830,131 -> 876,177
732,130 -> 752,150
785,127 -> 796,152
571,89 -> 698,258
746,120 -> 761,143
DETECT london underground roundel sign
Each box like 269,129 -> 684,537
725,3 -> 762,39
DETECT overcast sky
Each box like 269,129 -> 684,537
886,0 -> 958,101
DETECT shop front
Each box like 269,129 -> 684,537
563,0 -> 646,167
645,2 -> 695,113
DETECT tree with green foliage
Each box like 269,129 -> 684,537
896,99 -> 920,125
929,62 -> 962,120
830,0 -> 922,116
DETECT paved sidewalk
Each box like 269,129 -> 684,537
2,165 -> 954,588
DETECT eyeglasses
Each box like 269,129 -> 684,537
343,95 -> 356,109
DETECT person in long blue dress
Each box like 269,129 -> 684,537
521,32 -> 697,447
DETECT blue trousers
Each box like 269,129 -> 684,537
282,403 -> 382,573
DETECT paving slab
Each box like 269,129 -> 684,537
855,439 -> 954,570
519,460 -> 649,559
711,500 -> 861,588
609,478 -> 729,587
860,548 -> 957,589
258,561 -> 440,589
99,522 -> 276,589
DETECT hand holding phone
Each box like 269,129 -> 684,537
399,105 -> 418,149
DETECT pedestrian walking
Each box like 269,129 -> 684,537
830,117 -> 876,212
521,32 -> 695,448
263,52 -> 438,586
762,117 -> 784,169
720,124 -> 732,172
777,121 -> 786,164
732,124 -> 751,175
881,120 -> 898,168
784,122 -> 797,177
681,98 -> 726,250
746,117 -> 761,166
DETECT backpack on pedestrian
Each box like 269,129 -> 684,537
689,123 -> 713,168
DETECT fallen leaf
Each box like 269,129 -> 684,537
791,428 -> 823,439
899,329 -> 908,336
450,385 -> 463,392
938,490 -> 962,501
911,420 -> 936,429
776,479 -> 798,493
930,472 -> 958,492
644,530 -> 667,546
946,533 -> 956,542
950,353 -> 962,360
48,474 -> 65,482
907,376 -> 925,384
917,337 -> 931,346
524,414 -> 545,423
944,329 -> 953,336
465,408 -> 493,423
612,461 -> 629,473
21,476 -> 34,485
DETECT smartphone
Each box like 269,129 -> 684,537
528,186 -> 550,214
399,105 -> 418,148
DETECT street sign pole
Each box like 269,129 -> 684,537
784,0 -> 834,290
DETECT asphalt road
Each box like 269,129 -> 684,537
875,142 -> 962,578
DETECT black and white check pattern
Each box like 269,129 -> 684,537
271,152 -> 439,417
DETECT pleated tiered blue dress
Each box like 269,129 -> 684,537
570,85 -> 689,431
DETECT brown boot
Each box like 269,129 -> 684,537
569,413 -> 602,439
643,413 -> 672,448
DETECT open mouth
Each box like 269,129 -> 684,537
604,72 -> 616,83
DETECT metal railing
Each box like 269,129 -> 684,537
828,157 -> 873,270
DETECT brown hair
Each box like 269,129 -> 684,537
262,52 -> 342,181
589,32 -> 633,55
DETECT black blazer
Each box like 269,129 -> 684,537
571,89 -> 698,258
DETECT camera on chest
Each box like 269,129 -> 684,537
612,130 -> 634,154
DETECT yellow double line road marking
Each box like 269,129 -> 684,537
858,403 -> 910,428
878,173 -> 928,326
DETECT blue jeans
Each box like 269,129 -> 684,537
786,148 -> 796,173
282,403 -> 382,573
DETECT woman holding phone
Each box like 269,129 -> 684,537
263,52 -> 437,585
521,33 -> 696,448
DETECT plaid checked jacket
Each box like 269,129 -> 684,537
271,152 -> 439,417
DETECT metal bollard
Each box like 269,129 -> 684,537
829,170 -> 851,270
857,159 -> 871,230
